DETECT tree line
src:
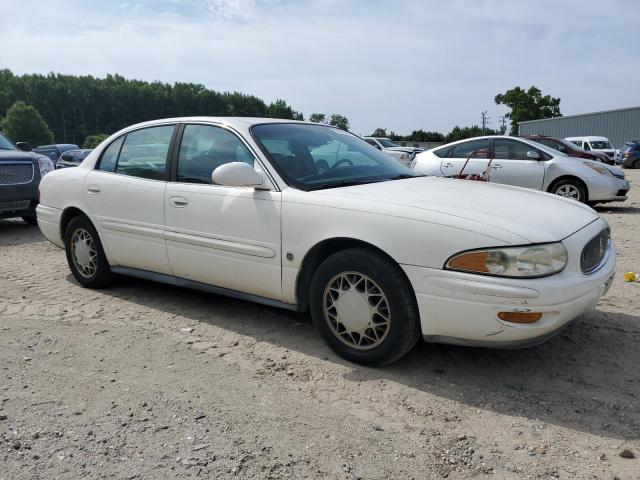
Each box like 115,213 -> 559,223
0,69 -> 352,146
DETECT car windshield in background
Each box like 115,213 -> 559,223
0,134 -> 16,150
378,138 -> 400,148
591,141 -> 612,149
251,124 -> 415,191
538,138 -> 581,153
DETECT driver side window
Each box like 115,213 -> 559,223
177,125 -> 255,184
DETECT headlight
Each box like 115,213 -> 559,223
583,162 -> 612,176
38,157 -> 54,177
446,243 -> 567,278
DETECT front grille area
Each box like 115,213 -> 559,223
0,200 -> 31,211
617,189 -> 629,196
581,228 -> 610,274
0,164 -> 34,185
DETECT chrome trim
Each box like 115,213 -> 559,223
163,230 -> 276,258
100,220 -> 164,239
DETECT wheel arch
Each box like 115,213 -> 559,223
295,237 -> 415,312
59,206 -> 92,241
547,175 -> 589,202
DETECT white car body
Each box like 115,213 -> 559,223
412,135 -> 629,204
363,137 -> 421,166
37,118 -> 615,359
566,136 -> 617,163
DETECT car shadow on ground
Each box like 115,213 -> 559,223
595,205 -> 640,215
93,275 -> 640,442
0,219 -> 44,246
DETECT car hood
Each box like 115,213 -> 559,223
309,176 -> 599,244
0,150 -> 42,163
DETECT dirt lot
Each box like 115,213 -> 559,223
1,171 -> 639,480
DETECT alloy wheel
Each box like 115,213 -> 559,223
555,184 -> 581,201
323,272 -> 391,350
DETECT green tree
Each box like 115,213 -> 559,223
309,113 -> 326,124
407,129 -> 444,142
495,86 -> 561,135
266,99 -> 304,120
329,114 -> 349,131
83,133 -> 109,148
445,125 -> 497,143
0,101 -> 54,145
371,127 -> 387,137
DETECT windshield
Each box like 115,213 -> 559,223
590,141 -> 612,150
537,137 -> 580,154
378,138 -> 400,148
251,124 -> 415,191
0,133 -> 16,150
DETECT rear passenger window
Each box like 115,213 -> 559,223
115,125 -> 174,180
433,145 -> 452,158
452,139 -> 489,159
97,137 -> 124,172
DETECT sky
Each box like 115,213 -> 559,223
1,0 -> 639,136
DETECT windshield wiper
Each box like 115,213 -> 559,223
307,179 -> 381,191
388,173 -> 426,180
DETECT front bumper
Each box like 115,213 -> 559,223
586,174 -> 629,202
402,218 -> 615,347
0,180 -> 39,219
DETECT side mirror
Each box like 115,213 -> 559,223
526,150 -> 541,160
16,142 -> 33,152
212,162 -> 264,188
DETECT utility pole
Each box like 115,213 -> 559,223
499,116 -> 507,135
481,111 -> 489,135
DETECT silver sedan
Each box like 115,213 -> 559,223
411,135 -> 629,205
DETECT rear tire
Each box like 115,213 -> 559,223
309,248 -> 420,365
64,215 -> 115,289
550,179 -> 587,204
634,159 -> 640,169
21,215 -> 37,225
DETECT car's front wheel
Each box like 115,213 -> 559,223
551,179 -> 587,203
64,215 -> 114,289
309,248 -> 420,365
634,159 -> 640,169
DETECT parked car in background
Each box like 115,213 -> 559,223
621,141 -> 640,169
36,117 -> 615,365
523,135 -> 614,165
363,137 -> 423,166
0,133 -> 54,224
565,136 -> 617,164
412,135 -> 629,205
34,143 -> 80,164
55,149 -> 93,169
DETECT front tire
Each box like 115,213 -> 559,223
64,216 -> 114,289
634,159 -> 640,169
551,179 -> 587,203
309,248 -> 420,365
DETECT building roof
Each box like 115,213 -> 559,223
519,106 -> 640,125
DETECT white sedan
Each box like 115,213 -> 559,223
37,118 -> 615,364
411,135 -> 629,204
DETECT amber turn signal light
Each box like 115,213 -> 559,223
497,312 -> 542,324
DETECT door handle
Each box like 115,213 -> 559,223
169,196 -> 189,208
443,163 -> 453,168
491,164 -> 503,170
87,185 -> 101,194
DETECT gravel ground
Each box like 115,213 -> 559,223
1,170 -> 639,479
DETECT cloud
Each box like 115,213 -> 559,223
205,0 -> 256,20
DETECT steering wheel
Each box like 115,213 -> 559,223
315,159 -> 330,173
331,158 -> 353,169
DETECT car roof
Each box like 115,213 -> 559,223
117,117 -> 324,133
565,136 -> 610,142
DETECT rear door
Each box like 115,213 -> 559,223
84,124 -> 176,274
488,138 -> 545,189
440,138 -> 490,177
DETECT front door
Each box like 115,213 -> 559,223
440,138 -> 491,177
164,124 -> 282,300
84,124 -> 175,274
488,138 -> 545,190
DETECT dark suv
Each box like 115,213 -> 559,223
0,133 -> 54,224
621,141 -> 640,169
523,135 -> 614,165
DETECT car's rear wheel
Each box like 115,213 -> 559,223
551,179 -> 587,203
21,215 -> 37,225
309,248 -> 420,365
64,215 -> 114,289
634,159 -> 640,169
